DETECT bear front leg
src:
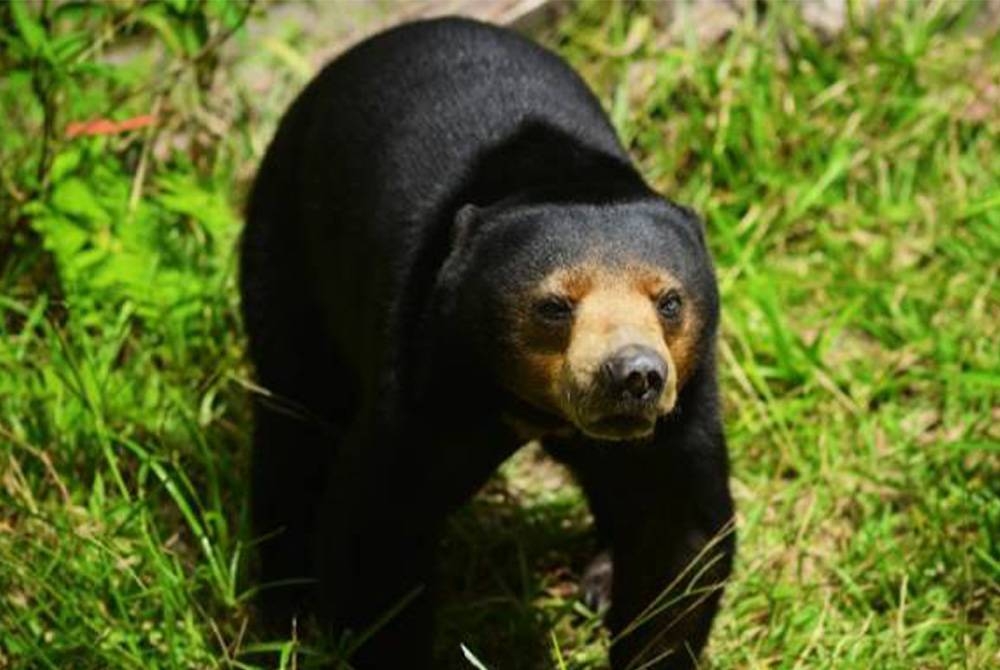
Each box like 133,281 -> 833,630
251,396 -> 336,631
314,427 -> 441,669
607,505 -> 733,670
605,442 -> 735,670
551,430 -> 735,670
324,513 -> 437,669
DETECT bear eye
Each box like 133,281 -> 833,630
656,290 -> 683,321
534,296 -> 574,322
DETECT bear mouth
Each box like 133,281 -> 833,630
500,388 -> 660,442
581,413 -> 657,441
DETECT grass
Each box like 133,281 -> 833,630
1,1 -> 998,668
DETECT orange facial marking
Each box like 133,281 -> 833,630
511,349 -> 565,412
561,266 -> 675,417
665,318 -> 700,388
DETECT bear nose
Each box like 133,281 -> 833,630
602,345 -> 667,402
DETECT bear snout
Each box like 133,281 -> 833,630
568,344 -> 673,440
599,344 -> 667,404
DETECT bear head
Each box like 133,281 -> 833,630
437,198 -> 718,442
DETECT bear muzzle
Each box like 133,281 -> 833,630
575,344 -> 673,441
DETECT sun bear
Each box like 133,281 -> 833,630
240,16 -> 734,670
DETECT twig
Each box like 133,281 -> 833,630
127,92 -> 166,215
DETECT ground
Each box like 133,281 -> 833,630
0,2 -> 997,669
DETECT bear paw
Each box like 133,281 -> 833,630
580,550 -> 613,614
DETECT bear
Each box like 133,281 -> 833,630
239,16 -> 735,670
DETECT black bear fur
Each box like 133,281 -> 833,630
240,17 -> 734,669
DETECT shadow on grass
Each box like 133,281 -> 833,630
433,450 -> 604,669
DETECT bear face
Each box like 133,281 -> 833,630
442,197 -> 718,442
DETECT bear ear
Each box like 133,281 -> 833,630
439,204 -> 483,284
667,201 -> 707,248
451,203 -> 480,250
